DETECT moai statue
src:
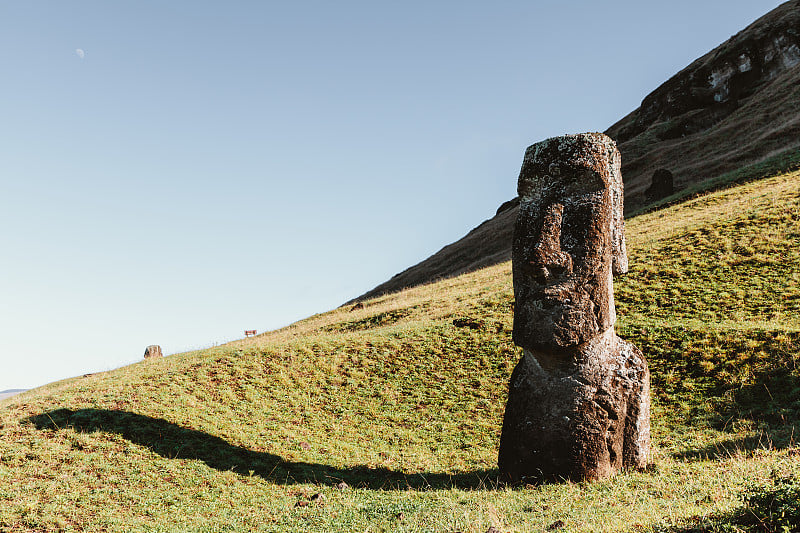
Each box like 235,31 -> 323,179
498,133 -> 650,482
144,345 -> 163,359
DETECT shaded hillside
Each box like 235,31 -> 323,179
2,169 -> 800,531
352,0 -> 800,302
347,201 -> 517,305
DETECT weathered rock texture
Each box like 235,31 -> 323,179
143,345 -> 163,359
498,133 -> 649,482
645,169 -> 675,203
348,2 -> 800,304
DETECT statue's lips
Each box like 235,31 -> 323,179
521,291 -> 598,349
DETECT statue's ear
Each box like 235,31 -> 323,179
610,151 -> 629,275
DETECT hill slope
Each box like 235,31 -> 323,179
2,168 -> 799,531
352,0 -> 800,303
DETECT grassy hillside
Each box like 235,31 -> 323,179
1,170 -> 799,532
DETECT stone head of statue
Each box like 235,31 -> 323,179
512,133 -> 627,351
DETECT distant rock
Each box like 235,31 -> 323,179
452,317 -> 505,332
612,2 -> 800,146
645,168 -> 675,203
452,317 -> 485,330
143,345 -> 163,359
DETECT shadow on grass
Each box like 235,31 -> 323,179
670,367 -> 800,462
26,408 -> 499,490
645,475 -> 800,532
672,427 -> 798,462
625,325 -> 800,463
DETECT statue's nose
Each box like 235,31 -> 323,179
529,203 -> 573,283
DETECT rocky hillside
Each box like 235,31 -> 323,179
351,0 -> 800,303
608,0 -> 800,207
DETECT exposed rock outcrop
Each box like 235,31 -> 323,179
498,134 -> 649,482
612,2 -> 800,145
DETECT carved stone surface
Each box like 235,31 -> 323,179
498,133 -> 650,482
645,168 -> 675,203
143,345 -> 163,359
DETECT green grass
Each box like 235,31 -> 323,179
1,170 -> 799,532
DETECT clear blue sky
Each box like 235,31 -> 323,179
0,1 -> 783,391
